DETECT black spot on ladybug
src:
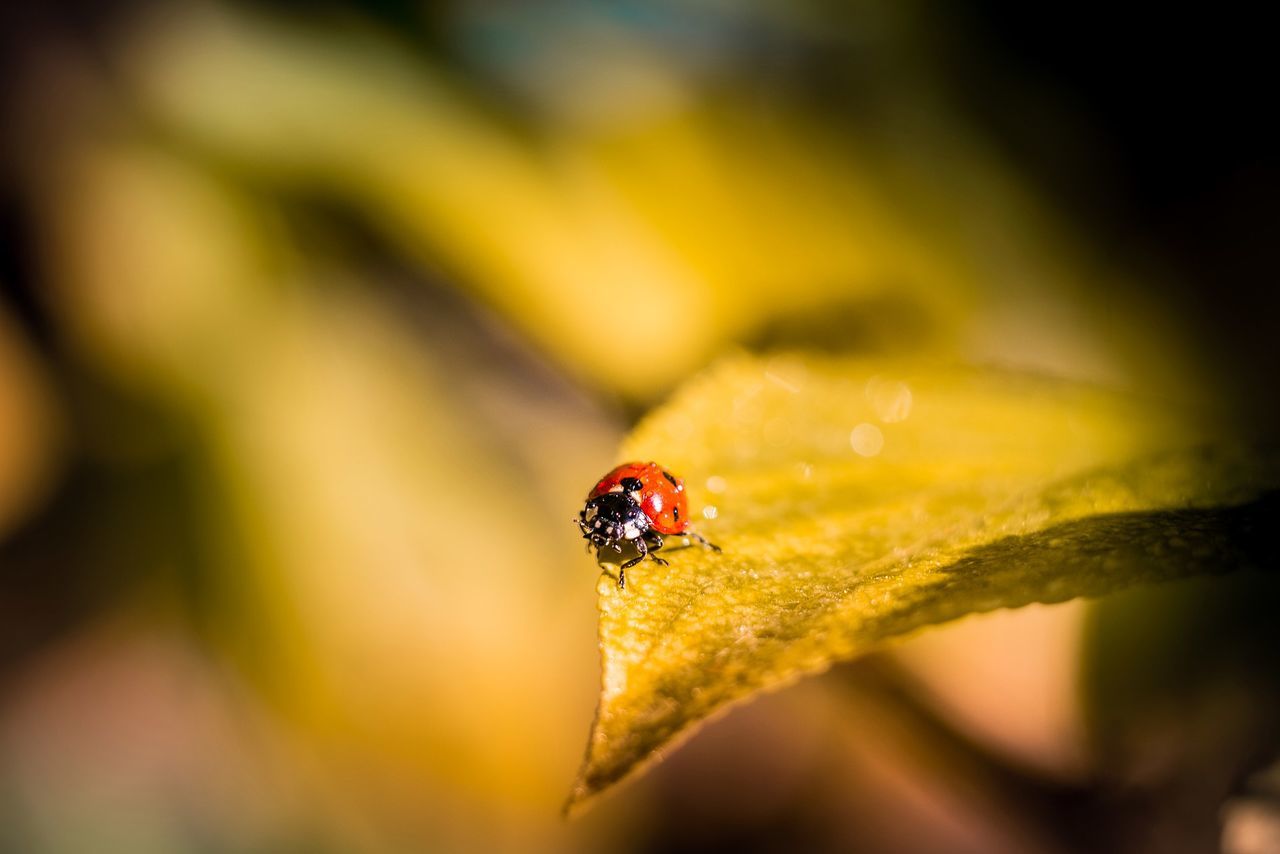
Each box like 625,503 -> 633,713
620,477 -> 643,492
662,471 -> 679,488
673,505 -> 680,521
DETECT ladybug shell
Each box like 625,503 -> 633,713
588,461 -> 689,536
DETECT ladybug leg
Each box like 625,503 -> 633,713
624,537 -> 675,571
688,531 -> 721,552
643,532 -> 669,566
620,536 -> 651,570
601,542 -> 629,590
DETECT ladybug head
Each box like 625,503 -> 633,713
579,492 -> 650,547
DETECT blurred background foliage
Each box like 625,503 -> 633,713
1,1 -> 1276,852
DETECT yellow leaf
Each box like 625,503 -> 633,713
568,353 -> 1279,811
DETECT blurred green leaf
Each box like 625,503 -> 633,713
128,6 -> 1194,403
568,353 -> 1279,810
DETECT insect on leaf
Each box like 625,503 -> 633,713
567,354 -> 1280,812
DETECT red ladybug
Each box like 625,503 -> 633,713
577,461 -> 720,588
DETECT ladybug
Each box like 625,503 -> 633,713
577,461 -> 720,589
